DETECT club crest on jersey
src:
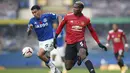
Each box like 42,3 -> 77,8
34,22 -> 37,24
70,20 -> 74,23
118,34 -> 121,37
81,21 -> 85,26
43,18 -> 47,22
112,35 -> 114,38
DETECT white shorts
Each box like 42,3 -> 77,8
39,39 -> 54,52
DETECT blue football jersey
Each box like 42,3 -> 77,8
28,13 -> 57,41
53,29 -> 64,47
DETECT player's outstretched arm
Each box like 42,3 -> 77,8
27,24 -> 33,36
53,17 -> 66,49
105,33 -> 111,47
87,23 -> 107,51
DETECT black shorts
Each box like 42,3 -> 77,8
65,40 -> 88,60
114,51 -> 124,60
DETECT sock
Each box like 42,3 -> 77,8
84,59 -> 96,73
62,62 -> 66,71
46,59 -> 55,68
118,59 -> 124,68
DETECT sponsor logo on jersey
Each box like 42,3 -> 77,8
71,25 -> 82,31
35,23 -> 48,28
43,18 -> 47,22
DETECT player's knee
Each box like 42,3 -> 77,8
65,61 -> 73,71
117,56 -> 122,61
37,48 -> 45,57
78,48 -> 87,60
65,65 -> 72,71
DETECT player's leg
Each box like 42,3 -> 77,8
64,44 -> 77,71
115,50 -> 128,73
50,49 -> 57,62
58,47 -> 67,73
115,52 -> 124,68
37,39 -> 61,73
37,48 -> 54,68
77,40 -> 96,73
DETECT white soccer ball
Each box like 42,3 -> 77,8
22,47 -> 33,58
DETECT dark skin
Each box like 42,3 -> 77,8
65,3 -> 107,71
64,3 -> 86,70
73,4 -> 83,16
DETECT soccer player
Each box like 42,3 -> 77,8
50,23 -> 67,73
53,1 -> 107,73
106,24 -> 128,73
27,5 -> 62,73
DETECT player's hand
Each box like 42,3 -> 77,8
98,43 -> 107,51
53,38 -> 57,49
105,43 -> 109,47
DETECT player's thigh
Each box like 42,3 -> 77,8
65,44 -> 77,60
39,39 -> 54,56
115,50 -> 124,60
77,40 -> 88,59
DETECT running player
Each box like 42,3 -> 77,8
27,5 -> 62,73
53,1 -> 107,73
106,24 -> 128,73
51,22 -> 67,73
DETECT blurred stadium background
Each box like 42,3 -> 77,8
0,0 -> 130,73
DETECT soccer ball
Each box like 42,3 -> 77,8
22,47 -> 33,58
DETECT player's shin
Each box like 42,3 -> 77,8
118,58 -> 124,68
84,58 -> 96,73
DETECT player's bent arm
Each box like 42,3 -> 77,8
57,15 -> 62,24
122,32 -> 128,43
55,18 -> 66,38
106,34 -> 111,47
87,23 -> 100,44
87,23 -> 107,51
122,32 -> 129,48
27,24 -> 33,36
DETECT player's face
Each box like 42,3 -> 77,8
31,9 -> 41,18
73,4 -> 83,15
112,24 -> 118,31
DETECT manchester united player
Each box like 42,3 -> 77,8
106,24 -> 128,73
53,1 -> 107,73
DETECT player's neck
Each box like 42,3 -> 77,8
74,13 -> 83,17
114,29 -> 118,32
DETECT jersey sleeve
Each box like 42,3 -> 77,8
85,17 -> 90,25
87,23 -> 100,44
28,19 -> 33,29
122,30 -> 127,43
56,15 -> 67,35
48,13 -> 57,20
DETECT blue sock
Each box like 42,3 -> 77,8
45,59 -> 50,64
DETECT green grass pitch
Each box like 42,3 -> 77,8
0,68 -> 129,73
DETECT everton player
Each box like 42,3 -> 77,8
27,5 -> 62,73
53,1 -> 107,73
106,24 -> 128,73
51,23 -> 67,73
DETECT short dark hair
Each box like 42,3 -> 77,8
75,1 -> 84,8
31,5 -> 41,10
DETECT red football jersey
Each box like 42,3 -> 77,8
107,29 -> 126,53
56,13 -> 100,44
